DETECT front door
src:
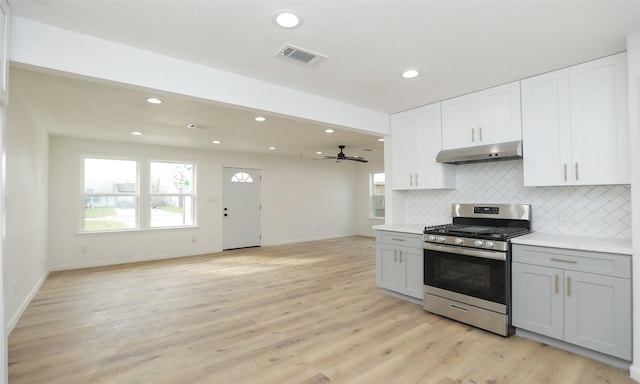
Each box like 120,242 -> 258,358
222,167 -> 261,250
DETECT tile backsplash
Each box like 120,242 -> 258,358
406,160 -> 631,239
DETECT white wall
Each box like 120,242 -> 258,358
4,74 -> 50,333
626,29 -> 640,381
48,136 -> 363,270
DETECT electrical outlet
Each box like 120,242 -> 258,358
192,236 -> 197,244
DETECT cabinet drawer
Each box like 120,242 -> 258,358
376,231 -> 423,248
512,244 -> 630,278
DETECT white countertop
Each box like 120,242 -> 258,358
511,233 -> 632,255
372,223 -> 425,235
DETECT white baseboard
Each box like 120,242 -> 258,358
6,270 -> 49,335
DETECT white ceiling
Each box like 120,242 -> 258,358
9,0 -> 640,160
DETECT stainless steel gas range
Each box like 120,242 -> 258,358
423,203 -> 531,336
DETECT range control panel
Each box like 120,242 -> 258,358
473,206 -> 499,215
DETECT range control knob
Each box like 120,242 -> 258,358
474,240 -> 484,247
485,241 -> 495,249
454,238 -> 464,245
427,235 -> 437,242
437,236 -> 446,243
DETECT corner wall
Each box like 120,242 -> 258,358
4,75 -> 50,333
626,29 -> 640,382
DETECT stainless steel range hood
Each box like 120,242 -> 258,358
436,140 -> 523,164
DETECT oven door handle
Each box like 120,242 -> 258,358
423,242 -> 506,261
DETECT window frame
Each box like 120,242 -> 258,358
369,171 -> 385,219
80,156 -> 198,234
81,156 -> 140,233
148,160 -> 196,229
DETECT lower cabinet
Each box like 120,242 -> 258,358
512,244 -> 631,361
376,231 -> 423,300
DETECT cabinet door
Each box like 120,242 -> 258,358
413,103 -> 455,189
521,69 -> 572,186
569,52 -> 629,185
390,111 -> 413,190
398,246 -> 424,299
376,243 -> 400,291
476,81 -> 522,145
564,270 -> 632,360
512,262 -> 564,339
441,93 -> 476,150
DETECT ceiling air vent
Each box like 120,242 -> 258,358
277,44 -> 327,66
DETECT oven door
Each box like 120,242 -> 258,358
423,242 -> 508,314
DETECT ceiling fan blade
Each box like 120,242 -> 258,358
347,157 -> 369,163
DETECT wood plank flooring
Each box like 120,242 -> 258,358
8,236 -> 635,383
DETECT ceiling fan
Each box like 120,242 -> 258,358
316,145 -> 368,163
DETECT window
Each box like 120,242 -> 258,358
83,158 -> 138,232
82,157 -> 196,233
150,161 -> 195,228
231,172 -> 253,183
370,172 -> 385,218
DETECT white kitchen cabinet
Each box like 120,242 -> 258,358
376,231 -> 423,300
521,52 -> 629,186
390,103 -> 455,190
441,81 -> 522,150
512,244 -> 631,361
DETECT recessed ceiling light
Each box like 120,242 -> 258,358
274,10 -> 302,28
146,97 -> 162,104
269,146 -> 276,150
401,70 -> 420,79
255,116 -> 266,122
378,138 -> 385,142
316,151 -> 323,155
325,129 -> 334,133
131,131 -> 142,136
212,140 -> 221,144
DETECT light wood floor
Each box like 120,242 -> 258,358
8,236 -> 635,383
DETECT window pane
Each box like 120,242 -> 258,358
150,162 -> 193,193
151,196 -> 194,227
370,172 -> 385,218
84,158 -> 137,193
84,195 -> 136,231
84,158 -> 137,232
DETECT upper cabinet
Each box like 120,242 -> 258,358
390,102 -> 455,190
441,81 -> 522,150
0,0 -> 9,105
522,53 -> 629,186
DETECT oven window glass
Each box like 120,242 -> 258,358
424,249 -> 506,304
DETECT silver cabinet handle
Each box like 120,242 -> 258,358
567,276 -> 572,297
479,126 -> 483,142
555,274 -> 559,295
399,250 -> 403,263
415,174 -> 419,187
563,163 -> 567,182
575,163 -> 579,181
394,249 -> 398,262
471,128 -> 475,142
409,174 -> 413,187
